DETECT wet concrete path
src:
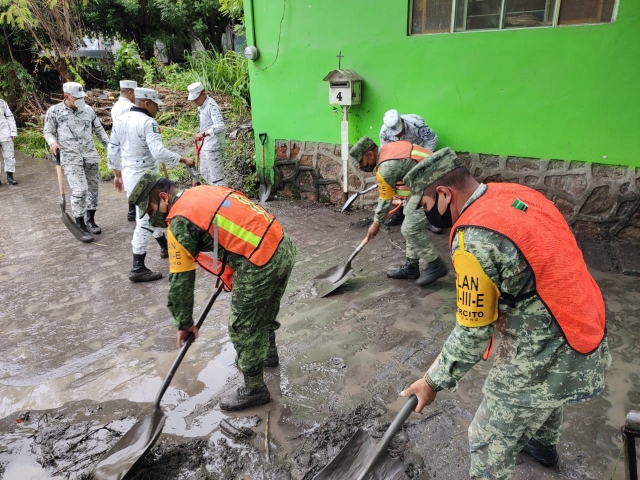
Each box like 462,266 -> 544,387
0,153 -> 638,479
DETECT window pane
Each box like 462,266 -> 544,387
558,0 -> 617,25
455,0 -> 502,31
504,0 -> 557,28
411,0 -> 454,34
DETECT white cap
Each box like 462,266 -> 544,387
62,82 -> 86,98
187,82 -> 204,101
134,87 -> 164,106
120,80 -> 137,89
383,109 -> 403,136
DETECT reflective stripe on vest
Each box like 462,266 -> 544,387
449,183 -> 606,355
166,186 -> 284,267
377,140 -> 432,196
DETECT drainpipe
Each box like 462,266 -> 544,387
244,0 -> 259,61
623,410 -> 640,480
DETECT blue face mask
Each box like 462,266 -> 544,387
426,191 -> 453,229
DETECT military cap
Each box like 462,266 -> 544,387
63,82 -> 86,98
129,171 -> 164,218
119,80 -> 137,89
135,87 -> 164,106
349,136 -> 376,165
383,109 -> 403,135
187,82 -> 204,101
403,147 -> 462,197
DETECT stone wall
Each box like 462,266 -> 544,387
274,140 -> 640,241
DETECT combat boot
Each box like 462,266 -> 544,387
521,438 -> 559,467
155,235 -> 169,259
6,172 -> 17,185
384,209 -> 405,226
127,202 -> 136,222
220,366 -> 271,411
85,210 -> 101,234
129,253 -> 163,282
387,258 -> 420,280
426,221 -> 443,234
416,257 -> 448,286
263,331 -> 280,367
75,217 -> 94,243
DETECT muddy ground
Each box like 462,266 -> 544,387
0,153 -> 638,479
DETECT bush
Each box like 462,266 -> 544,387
14,126 -> 48,158
111,41 -> 144,88
0,61 -> 37,110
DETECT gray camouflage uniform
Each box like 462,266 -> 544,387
43,102 -> 109,218
425,183 -> 611,479
0,99 -> 17,174
197,96 -> 226,186
375,157 -> 439,264
380,114 -> 437,152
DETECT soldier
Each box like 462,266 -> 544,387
129,172 -> 296,411
380,109 -> 438,229
44,82 -> 110,239
349,136 -> 448,287
0,98 -> 18,185
111,79 -> 137,222
108,88 -> 195,282
400,148 -> 611,479
188,82 -> 226,186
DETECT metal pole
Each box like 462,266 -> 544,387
623,410 -> 640,480
341,105 -> 349,202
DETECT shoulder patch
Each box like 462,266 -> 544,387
375,170 -> 395,201
152,125 -> 161,134
452,250 -> 500,327
168,228 -> 196,274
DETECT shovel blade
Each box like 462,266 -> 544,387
314,269 -> 354,297
259,183 -> 271,206
313,429 -> 408,480
92,408 -> 166,480
61,210 -> 93,243
313,265 -> 349,284
341,192 -> 359,213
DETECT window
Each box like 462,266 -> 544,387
410,0 -> 618,34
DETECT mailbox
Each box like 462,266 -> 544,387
323,69 -> 363,106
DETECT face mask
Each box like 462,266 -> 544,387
360,164 -> 374,173
73,98 -> 85,109
426,191 -> 453,229
149,210 -> 168,228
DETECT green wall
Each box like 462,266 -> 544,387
245,0 -> 640,172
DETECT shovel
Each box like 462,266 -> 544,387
313,395 -> 418,480
258,132 -> 271,206
313,236 -> 369,297
193,137 -> 203,186
342,184 -> 377,213
55,149 -> 93,243
91,283 -> 225,480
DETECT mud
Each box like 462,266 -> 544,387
1,153 -> 639,479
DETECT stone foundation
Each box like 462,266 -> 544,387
274,140 -> 640,241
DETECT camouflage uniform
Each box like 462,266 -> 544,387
404,152 -> 611,479
197,96 -> 226,186
166,197 -> 296,371
0,99 -> 17,175
374,158 -> 439,264
43,102 -> 109,218
380,113 -> 437,152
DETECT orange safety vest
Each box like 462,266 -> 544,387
376,141 -> 432,199
450,183 -> 606,355
166,186 -> 284,288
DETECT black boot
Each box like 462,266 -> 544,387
521,438 -> 559,467
155,235 -> 169,259
127,202 -> 136,222
85,210 -> 101,234
416,257 -> 448,286
220,366 -> 271,411
384,209 -> 405,226
425,221 -> 443,234
387,258 -> 420,280
129,253 -> 163,282
263,331 -> 280,367
75,217 -> 94,243
6,172 -> 17,185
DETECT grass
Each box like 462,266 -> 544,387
14,127 -> 49,158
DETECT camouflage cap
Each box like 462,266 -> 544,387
349,136 -> 376,165
403,147 -> 462,197
128,171 -> 163,218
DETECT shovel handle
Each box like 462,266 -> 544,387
153,283 -> 225,408
345,236 -> 369,266
55,150 -> 66,196
259,132 -> 267,146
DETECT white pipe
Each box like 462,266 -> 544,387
341,105 -> 349,195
